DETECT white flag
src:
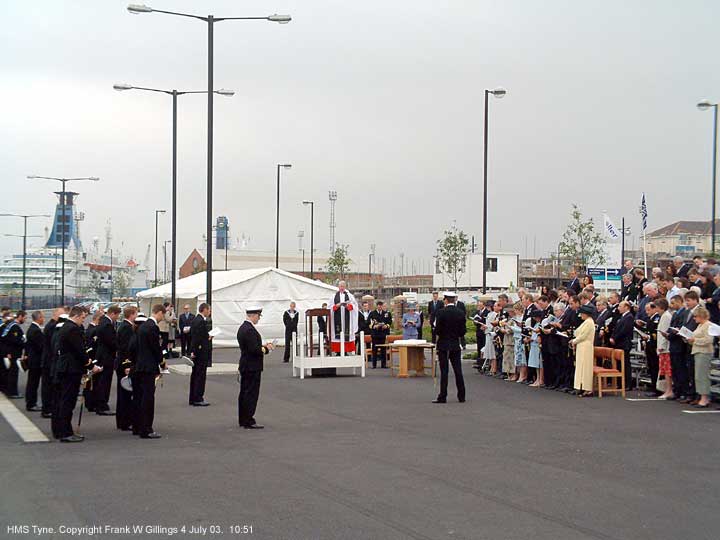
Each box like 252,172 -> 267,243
603,214 -> 620,240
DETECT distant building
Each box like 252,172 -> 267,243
432,252 -> 519,291
646,219 -> 719,256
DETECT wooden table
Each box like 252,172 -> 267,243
378,343 -> 436,378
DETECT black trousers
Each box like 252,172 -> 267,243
238,370 -> 261,426
541,347 -> 554,384
4,358 -> 20,396
180,332 -> 190,355
645,343 -> 659,391
51,373 -> 81,439
115,369 -> 134,430
91,358 -> 114,411
371,336 -> 387,367
189,358 -> 208,404
476,332 -> 486,361
40,366 -> 54,414
283,330 -> 294,362
622,347 -> 632,389
431,324 -> 438,344
25,367 -> 42,409
133,372 -> 156,436
670,351 -> 689,397
685,353 -> 696,397
558,347 -> 573,387
437,349 -> 465,401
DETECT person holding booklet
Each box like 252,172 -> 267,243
189,303 -> 212,407
686,307 -> 713,408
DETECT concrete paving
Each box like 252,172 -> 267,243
1,348 -> 718,540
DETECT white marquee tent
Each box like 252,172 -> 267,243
136,268 -> 338,347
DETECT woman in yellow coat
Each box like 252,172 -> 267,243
572,304 -> 597,397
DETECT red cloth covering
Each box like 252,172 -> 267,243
332,304 -> 339,311
346,304 -> 353,311
330,341 -> 356,353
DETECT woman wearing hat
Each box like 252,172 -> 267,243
527,309 -> 544,387
402,303 -> 421,340
571,304 -> 596,397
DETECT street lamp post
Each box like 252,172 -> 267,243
27,176 -> 99,304
1,213 -> 47,310
154,209 -> 166,287
302,200 -> 314,279
109,248 -> 113,301
127,4 -> 291,305
113,84 -> 234,306
698,99 -> 718,254
275,163 -> 292,268
482,87 -> 506,294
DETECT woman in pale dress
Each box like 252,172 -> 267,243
572,304 -> 597,397
483,303 -> 498,374
686,307 -> 713,408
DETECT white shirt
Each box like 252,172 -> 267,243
666,286 -> 681,300
657,310 -> 672,352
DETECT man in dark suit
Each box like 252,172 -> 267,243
237,306 -> 275,429
2,310 -> 27,398
115,305 -> 138,431
282,302 -> 299,363
24,311 -> 45,411
666,295 -> 690,401
471,299 -> 490,369
133,304 -> 166,439
189,303 -> 212,406
567,269 -> 582,295
428,292 -> 443,344
610,301 -> 634,389
369,301 -> 392,368
92,304 -> 120,415
433,291 -> 467,403
178,304 -> 195,356
679,292 -> 700,404
52,306 -> 101,442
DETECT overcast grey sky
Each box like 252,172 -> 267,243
1,0 -> 718,272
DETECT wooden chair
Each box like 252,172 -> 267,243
385,335 -> 401,375
364,335 -> 373,367
593,346 -> 626,398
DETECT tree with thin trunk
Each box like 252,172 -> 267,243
559,204 -> 606,272
436,225 -> 469,290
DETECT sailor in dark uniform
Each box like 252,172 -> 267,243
52,306 -> 101,442
356,301 -> 372,351
282,302 -> 299,363
92,305 -> 121,415
24,311 -> 45,411
82,310 -> 103,412
237,306 -> 275,429
2,310 -> 27,398
133,304 -> 166,439
115,306 -> 138,431
0,307 -> 12,394
433,291 -> 467,403
40,308 -> 65,418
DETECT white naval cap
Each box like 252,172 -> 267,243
245,305 -> 263,315
442,291 -> 458,298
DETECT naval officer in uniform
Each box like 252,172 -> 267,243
236,305 -> 275,429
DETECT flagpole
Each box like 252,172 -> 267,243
603,211 -> 609,295
641,193 -> 648,275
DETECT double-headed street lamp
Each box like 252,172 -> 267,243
0,213 -> 49,310
113,83 -> 234,306
154,209 -> 166,287
27,175 -> 99,303
275,164 -> 292,268
698,99 -> 718,254
127,4 -> 291,305
482,87 -> 506,293
302,200 -> 315,279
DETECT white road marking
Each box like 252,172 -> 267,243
681,409 -> 720,414
624,398 -> 662,402
0,393 -> 49,443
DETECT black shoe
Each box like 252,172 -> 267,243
140,432 -> 162,439
243,424 -> 264,429
9,394 -> 23,400
26,406 -> 42,412
60,435 -> 84,443
41,412 -> 52,418
119,427 -> 132,431
96,410 -> 115,416
432,399 -> 446,404
458,398 -> 466,403
191,401 -> 210,407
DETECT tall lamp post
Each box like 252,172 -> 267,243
482,87 -> 506,293
698,99 -> 718,254
113,83 -> 234,307
302,200 -> 315,279
1,213 -> 47,310
154,209 -> 166,287
27,175 -> 99,304
275,163 -> 292,268
127,4 -> 291,305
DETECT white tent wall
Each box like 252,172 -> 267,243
137,268 -> 338,347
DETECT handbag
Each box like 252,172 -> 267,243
656,376 -> 667,393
